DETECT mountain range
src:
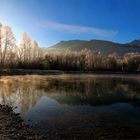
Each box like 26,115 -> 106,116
46,39 -> 140,56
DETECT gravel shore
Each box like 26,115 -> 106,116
1,104 -> 140,140
0,104 -> 48,140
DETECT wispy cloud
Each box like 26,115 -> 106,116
37,21 -> 118,37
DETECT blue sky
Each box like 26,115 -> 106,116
0,0 -> 140,47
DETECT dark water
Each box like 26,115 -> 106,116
0,74 -> 140,139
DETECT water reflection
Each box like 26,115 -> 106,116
0,75 -> 140,138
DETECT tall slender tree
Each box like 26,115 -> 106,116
1,25 -> 16,67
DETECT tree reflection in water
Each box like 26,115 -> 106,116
0,75 -> 140,138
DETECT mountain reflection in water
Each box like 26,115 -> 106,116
0,74 -> 140,139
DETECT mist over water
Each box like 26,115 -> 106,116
0,74 -> 140,138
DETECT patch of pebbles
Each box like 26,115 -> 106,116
0,104 -> 48,140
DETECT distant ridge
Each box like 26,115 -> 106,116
46,39 -> 140,56
129,39 -> 140,46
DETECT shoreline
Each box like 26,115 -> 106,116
0,69 -> 140,76
1,104 -> 140,140
0,104 -> 47,140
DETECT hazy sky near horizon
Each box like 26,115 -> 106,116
0,0 -> 140,47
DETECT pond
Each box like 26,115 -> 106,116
0,74 -> 140,139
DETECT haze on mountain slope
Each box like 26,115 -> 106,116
47,39 -> 140,56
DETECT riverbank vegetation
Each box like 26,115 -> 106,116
0,22 -> 140,72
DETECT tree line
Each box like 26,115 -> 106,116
0,22 -> 140,72
45,50 -> 140,72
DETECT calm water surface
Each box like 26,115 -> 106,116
0,74 -> 140,139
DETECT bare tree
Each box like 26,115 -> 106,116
1,25 -> 16,67
0,22 -> 3,66
21,32 -> 32,64
31,40 -> 40,61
